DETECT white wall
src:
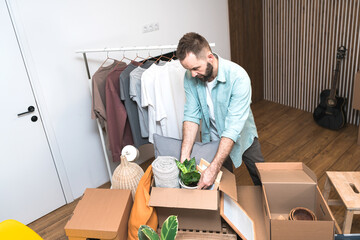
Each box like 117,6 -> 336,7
8,0 -> 231,199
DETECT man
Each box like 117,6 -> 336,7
176,32 -> 264,189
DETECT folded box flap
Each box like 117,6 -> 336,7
221,192 -> 255,240
149,187 -> 218,210
219,166 -> 237,201
237,186 -> 268,240
255,162 -> 317,184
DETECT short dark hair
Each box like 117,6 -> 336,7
176,32 -> 211,60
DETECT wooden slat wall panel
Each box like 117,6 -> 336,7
263,0 -> 360,125
228,0 -> 263,103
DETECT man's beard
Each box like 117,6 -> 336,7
197,62 -> 213,82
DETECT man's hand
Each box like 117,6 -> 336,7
197,163 -> 219,189
197,137 -> 235,189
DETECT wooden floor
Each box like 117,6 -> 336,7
28,100 -> 360,239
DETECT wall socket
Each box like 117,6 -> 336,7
143,22 -> 159,33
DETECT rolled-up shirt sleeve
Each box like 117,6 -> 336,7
221,73 -> 251,142
183,72 -> 202,125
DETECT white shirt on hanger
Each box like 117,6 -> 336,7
141,60 -> 186,143
154,60 -> 186,139
141,61 -> 167,143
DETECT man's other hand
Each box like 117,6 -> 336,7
197,164 -> 219,189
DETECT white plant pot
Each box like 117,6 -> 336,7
179,179 -> 198,189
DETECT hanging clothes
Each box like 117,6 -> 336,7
155,60 -> 186,139
119,61 -> 149,148
141,61 -> 167,143
129,61 -> 154,138
91,60 -> 124,128
105,63 -> 134,162
141,60 -> 186,143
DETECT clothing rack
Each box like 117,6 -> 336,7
76,43 -> 215,79
76,43 -> 215,179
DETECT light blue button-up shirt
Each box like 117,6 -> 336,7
183,55 -> 258,168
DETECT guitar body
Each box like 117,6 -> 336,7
313,46 -> 347,130
313,89 -> 346,130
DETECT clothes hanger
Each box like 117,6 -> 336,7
154,50 -> 163,64
140,51 -> 154,66
119,51 -> 133,63
155,49 -> 172,64
113,51 -> 133,68
133,52 -> 146,62
100,51 -> 117,68
169,50 -> 177,61
161,49 -> 173,62
154,55 -> 162,64
169,50 -> 176,62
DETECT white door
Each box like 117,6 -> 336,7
0,1 -> 66,225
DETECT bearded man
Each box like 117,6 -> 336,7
177,32 -> 265,189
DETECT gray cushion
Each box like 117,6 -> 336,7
153,134 -> 220,164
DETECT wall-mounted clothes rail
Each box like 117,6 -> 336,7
76,43 -> 215,79
76,43 -> 215,180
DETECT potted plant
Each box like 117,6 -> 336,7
138,215 -> 178,240
175,157 -> 201,189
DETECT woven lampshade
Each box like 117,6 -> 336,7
111,155 -> 144,200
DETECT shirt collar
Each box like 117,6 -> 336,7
213,53 -> 226,83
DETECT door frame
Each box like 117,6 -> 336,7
5,0 -> 74,203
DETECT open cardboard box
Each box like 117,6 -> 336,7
148,164 -> 237,232
256,162 -> 337,240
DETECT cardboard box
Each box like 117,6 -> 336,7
256,162 -> 336,240
149,166 -> 237,232
64,188 -> 133,240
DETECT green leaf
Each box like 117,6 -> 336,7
182,172 -> 201,186
138,225 -> 160,240
183,157 -> 196,172
138,225 -> 149,240
175,160 -> 188,174
160,215 -> 178,240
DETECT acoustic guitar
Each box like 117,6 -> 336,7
313,46 -> 347,130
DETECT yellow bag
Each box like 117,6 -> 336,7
0,219 -> 43,240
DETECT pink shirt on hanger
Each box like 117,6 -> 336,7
105,62 -> 134,162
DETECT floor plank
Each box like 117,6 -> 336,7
27,100 -> 360,238
306,125 -> 357,179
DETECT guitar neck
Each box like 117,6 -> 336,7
329,59 -> 341,99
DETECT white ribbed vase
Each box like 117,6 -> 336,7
111,155 -> 144,200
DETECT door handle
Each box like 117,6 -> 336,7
17,106 -> 35,116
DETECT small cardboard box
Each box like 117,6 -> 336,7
64,188 -> 133,240
148,166 -> 237,232
255,162 -> 336,240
